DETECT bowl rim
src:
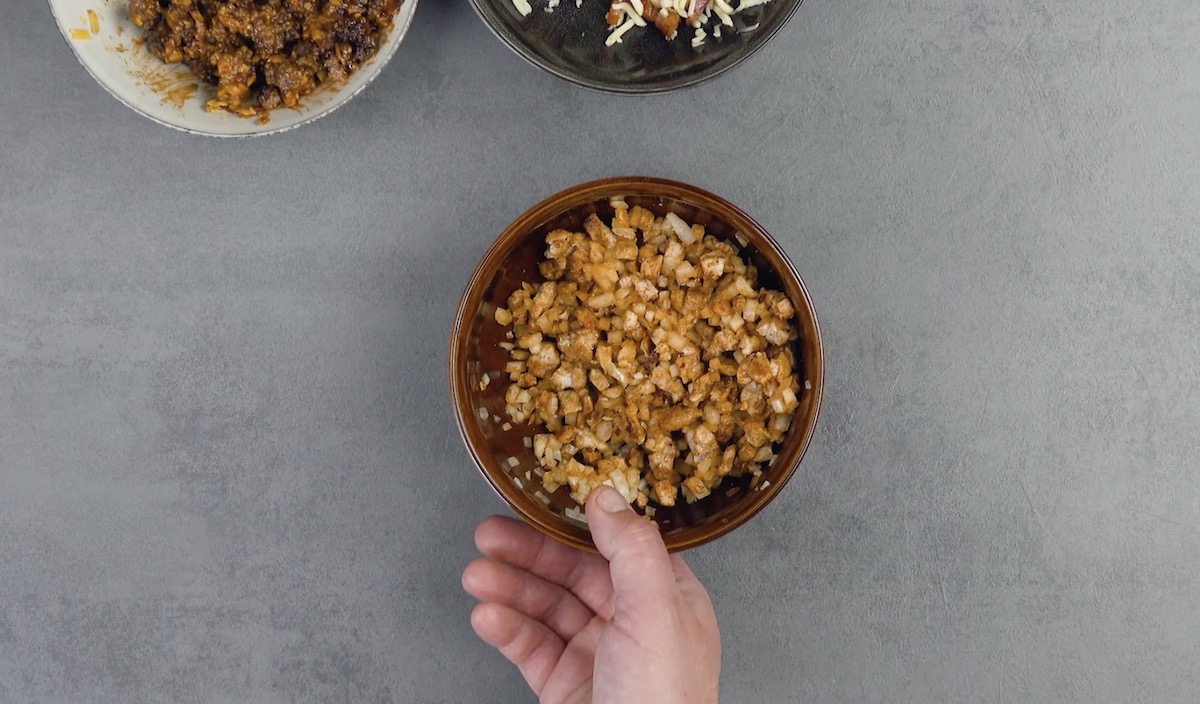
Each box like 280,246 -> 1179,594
46,0 -> 420,138
448,176 -> 825,552
465,0 -> 805,95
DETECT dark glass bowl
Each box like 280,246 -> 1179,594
467,0 -> 805,93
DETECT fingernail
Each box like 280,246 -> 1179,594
594,487 -> 627,513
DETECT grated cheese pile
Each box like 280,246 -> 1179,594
509,0 -> 773,49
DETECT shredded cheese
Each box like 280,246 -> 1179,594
507,0 -> 773,52
605,17 -> 638,45
615,3 -> 648,26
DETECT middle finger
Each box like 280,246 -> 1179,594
463,557 -> 596,641
475,516 -> 615,612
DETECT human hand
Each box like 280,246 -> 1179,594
462,486 -> 721,704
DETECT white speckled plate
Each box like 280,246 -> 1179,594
47,0 -> 418,137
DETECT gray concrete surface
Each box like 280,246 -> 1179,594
2,0 -> 1199,702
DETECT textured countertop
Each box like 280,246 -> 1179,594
2,0 -> 1198,702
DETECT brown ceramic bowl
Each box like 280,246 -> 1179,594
449,177 -> 824,552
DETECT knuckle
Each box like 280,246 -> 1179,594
617,517 -> 663,553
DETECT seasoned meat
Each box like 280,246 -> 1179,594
129,0 -> 403,119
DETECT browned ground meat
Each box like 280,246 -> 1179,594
128,0 -> 401,117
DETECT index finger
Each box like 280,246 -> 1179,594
475,515 -> 614,615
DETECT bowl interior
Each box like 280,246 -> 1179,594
468,0 -> 803,93
48,0 -> 418,136
451,178 -> 823,551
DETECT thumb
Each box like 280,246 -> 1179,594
586,486 -> 678,625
